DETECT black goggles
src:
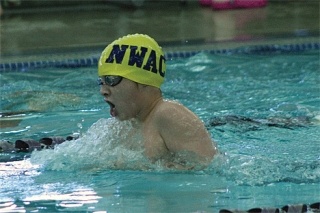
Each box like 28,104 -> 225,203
97,76 -> 123,87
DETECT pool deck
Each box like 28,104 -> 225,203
0,0 -> 319,61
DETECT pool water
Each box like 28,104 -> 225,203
0,49 -> 319,212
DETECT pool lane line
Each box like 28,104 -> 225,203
0,42 -> 319,72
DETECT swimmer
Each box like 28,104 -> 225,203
98,34 -> 217,170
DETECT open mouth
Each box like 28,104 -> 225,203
106,101 -> 117,117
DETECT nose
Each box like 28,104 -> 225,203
100,85 -> 111,97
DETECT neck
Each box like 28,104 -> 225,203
135,87 -> 162,122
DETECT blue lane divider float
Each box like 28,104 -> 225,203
0,42 -> 319,72
0,57 -> 99,72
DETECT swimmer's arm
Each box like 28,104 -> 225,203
157,103 -> 217,169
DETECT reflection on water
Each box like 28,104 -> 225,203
0,189 -> 106,212
25,188 -> 102,208
0,188 -> 103,212
0,159 -> 110,212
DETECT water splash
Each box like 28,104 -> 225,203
30,118 -> 152,171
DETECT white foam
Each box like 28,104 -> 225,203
30,118 -> 153,171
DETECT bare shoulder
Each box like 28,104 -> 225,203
153,99 -> 217,161
154,99 -> 199,123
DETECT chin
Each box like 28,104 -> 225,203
115,115 -> 129,121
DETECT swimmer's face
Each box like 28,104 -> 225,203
100,78 -> 141,121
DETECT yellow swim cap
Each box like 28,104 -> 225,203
98,34 -> 166,88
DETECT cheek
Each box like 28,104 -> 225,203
121,85 -> 139,102
117,92 -> 139,118
117,102 -> 138,120
114,82 -> 140,118
123,95 -> 139,112
117,88 -> 137,104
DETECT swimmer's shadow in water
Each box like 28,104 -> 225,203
206,115 -> 311,132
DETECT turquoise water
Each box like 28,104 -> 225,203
0,49 -> 319,212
